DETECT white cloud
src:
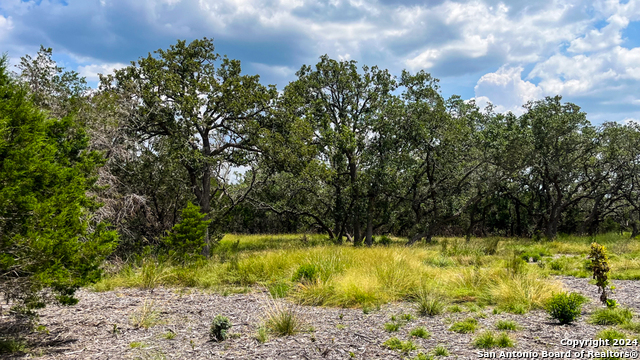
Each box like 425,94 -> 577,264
473,66 -> 542,115
0,15 -> 14,40
77,62 -> 127,81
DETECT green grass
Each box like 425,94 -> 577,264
433,344 -> 449,356
94,233 -> 640,312
589,308 -> 634,326
596,328 -> 628,343
495,320 -> 519,331
621,322 -> 640,333
384,322 -> 401,332
473,331 -> 515,348
162,331 -> 176,339
449,318 -> 479,333
130,341 -> 146,349
383,337 -> 417,353
409,327 -> 431,339
263,299 -> 304,337
0,338 -> 27,354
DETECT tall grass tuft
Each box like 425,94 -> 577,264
263,297 -> 304,337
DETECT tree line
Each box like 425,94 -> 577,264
3,38 -> 640,308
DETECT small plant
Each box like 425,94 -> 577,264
264,299 -> 304,336
255,326 -> 268,343
349,351 -> 356,358
589,242 -> 615,306
433,344 -> 449,356
589,307 -> 633,326
383,337 -> 417,354
209,315 -> 232,342
384,322 -> 401,332
131,299 -> 161,329
409,327 -> 431,339
473,331 -> 514,348
413,353 -> 435,360
621,321 -> 640,333
449,318 -> 478,333
495,320 -> 519,331
401,313 -> 415,322
130,341 -> 146,349
292,263 -> 319,282
336,324 -> 346,330
376,235 -> 392,246
0,338 -> 27,354
447,305 -> 462,313
545,292 -> 588,325
416,294 -> 445,316
163,202 -> 211,264
162,331 -> 176,339
596,328 -> 628,343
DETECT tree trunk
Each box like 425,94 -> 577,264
365,196 -> 374,246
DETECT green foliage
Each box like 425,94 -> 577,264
596,328 -> 628,343
415,293 -> 445,316
384,321 -> 401,332
0,338 -> 27,354
209,315 -> 232,341
409,327 -> 431,339
473,331 -> 514,349
589,243 -> 614,306
383,337 -> 417,353
449,318 -> 478,333
0,55 -> 117,313
589,307 -> 633,326
495,320 -> 519,331
264,300 -> 304,337
376,235 -> 392,246
433,345 -> 449,356
164,202 -> 211,263
292,263 -> 319,282
545,292 -> 588,325
131,299 -> 161,329
621,322 -> 640,333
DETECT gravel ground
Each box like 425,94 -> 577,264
2,277 -> 640,360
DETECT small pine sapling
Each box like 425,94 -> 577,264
164,202 -> 211,264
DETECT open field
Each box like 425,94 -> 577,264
3,234 -> 640,359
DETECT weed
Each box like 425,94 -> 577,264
162,331 -> 176,340
130,341 -> 146,349
210,315 -> 232,342
589,308 -> 633,325
450,318 -> 478,333
546,292 -> 588,325
495,320 -> 519,331
131,299 -> 161,329
0,338 -> 27,354
401,313 -> 415,321
336,324 -> 346,330
409,327 -> 431,339
433,345 -> 449,356
255,326 -> 268,343
383,337 -> 417,353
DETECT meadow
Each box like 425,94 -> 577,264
95,233 -> 640,314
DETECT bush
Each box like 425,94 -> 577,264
546,292 -> 588,325
376,235 -> 392,246
210,315 -> 232,341
589,307 -> 633,326
164,203 -> 211,264
449,318 -> 478,333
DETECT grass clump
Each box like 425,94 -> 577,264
264,299 -> 304,337
209,315 -> 232,342
130,341 -> 146,349
449,318 -> 478,333
409,327 -> 431,339
473,331 -> 515,349
255,326 -> 268,343
413,353 -> 435,360
415,293 -> 445,316
596,328 -> 628,343
292,263 -> 319,282
162,331 -> 176,339
131,299 -> 161,329
495,320 -> 519,331
433,344 -> 450,356
589,307 -> 633,326
383,337 -> 417,354
447,305 -> 463,313
621,322 -> 640,333
384,321 -> 401,332
545,292 -> 588,325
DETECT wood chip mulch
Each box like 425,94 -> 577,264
2,276 -> 640,359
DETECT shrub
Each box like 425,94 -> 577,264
376,235 -> 392,246
0,338 -> 27,354
210,315 -> 232,342
495,320 -> 519,331
449,318 -> 478,333
545,292 -> 588,325
383,337 -> 417,353
473,331 -> 514,348
292,263 -> 319,282
589,242 -> 614,306
409,327 -> 431,339
589,307 -> 633,326
164,202 -> 211,264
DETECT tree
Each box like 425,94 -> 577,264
164,202 -> 211,264
102,38 -> 278,252
0,55 -> 117,312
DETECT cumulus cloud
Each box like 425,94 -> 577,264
0,15 -> 13,40
77,62 -> 127,82
473,66 -> 542,115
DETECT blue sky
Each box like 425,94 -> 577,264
1,0 -> 639,124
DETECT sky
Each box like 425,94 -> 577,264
1,0 -> 639,125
